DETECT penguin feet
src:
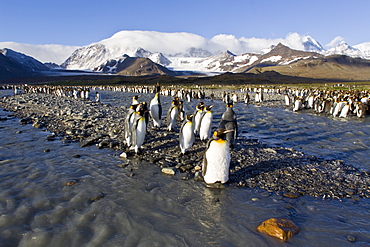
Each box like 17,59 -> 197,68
205,182 -> 226,189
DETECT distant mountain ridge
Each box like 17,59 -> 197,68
2,30 -> 370,81
57,31 -> 370,74
0,48 -> 49,79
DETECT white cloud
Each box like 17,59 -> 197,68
0,31 -> 325,64
326,36 -> 344,48
0,42 -> 79,64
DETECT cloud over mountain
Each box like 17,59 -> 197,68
0,42 -> 79,64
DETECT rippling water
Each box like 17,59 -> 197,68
0,89 -> 370,246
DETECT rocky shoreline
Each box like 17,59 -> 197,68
1,92 -> 370,200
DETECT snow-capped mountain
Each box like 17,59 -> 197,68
354,42 -> 370,57
2,30 -> 370,77
0,42 -> 78,64
0,48 -> 50,79
0,48 -> 49,71
61,31 -> 329,72
324,41 -> 364,58
61,43 -> 168,71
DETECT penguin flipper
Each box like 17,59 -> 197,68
202,138 -> 213,177
219,119 -> 227,129
166,107 -> 173,126
130,114 -> 142,148
158,104 -> 162,120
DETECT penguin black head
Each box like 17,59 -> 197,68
133,95 -> 140,100
185,114 -> 194,121
226,102 -> 233,108
205,105 -> 213,111
213,128 -> 234,140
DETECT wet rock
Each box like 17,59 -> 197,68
161,167 -> 176,175
344,189 -> 356,195
89,193 -> 105,203
65,180 -> 77,186
346,234 -> 356,242
283,192 -> 300,199
257,218 -> 299,241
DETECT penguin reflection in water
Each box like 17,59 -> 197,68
202,129 -> 233,185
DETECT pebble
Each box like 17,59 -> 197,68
161,167 -> 176,175
346,234 -> 356,242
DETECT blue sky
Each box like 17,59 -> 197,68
1,0 -> 369,47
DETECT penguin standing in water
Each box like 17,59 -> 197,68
199,105 -> 213,141
130,102 -> 149,153
149,92 -> 162,128
167,99 -> 179,131
284,94 -> 291,106
193,102 -> 205,136
179,114 -> 195,154
339,102 -> 350,118
219,103 -> 237,148
202,129 -> 233,184
244,92 -> 250,104
293,97 -> 303,112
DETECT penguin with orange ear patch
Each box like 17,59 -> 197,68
202,129 -> 233,185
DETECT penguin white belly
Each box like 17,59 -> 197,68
199,112 -> 213,140
284,95 -> 290,106
293,100 -> 301,112
168,107 -> 178,131
150,104 -> 161,127
135,117 -> 147,151
180,122 -> 194,153
333,102 -> 345,117
339,105 -> 349,118
307,97 -> 314,108
255,93 -> 260,102
193,111 -> 203,135
203,140 -> 230,184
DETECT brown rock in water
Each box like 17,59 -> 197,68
257,217 -> 299,241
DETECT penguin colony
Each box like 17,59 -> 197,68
122,89 -> 237,185
7,84 -> 370,185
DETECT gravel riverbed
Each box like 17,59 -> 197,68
1,92 -> 369,200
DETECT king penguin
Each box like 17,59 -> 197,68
149,92 -> 162,128
130,102 -> 149,153
132,95 -> 140,105
219,102 -> 238,148
199,105 -> 213,141
193,102 -> 205,136
179,114 -> 195,154
202,129 -> 233,184
124,103 -> 139,147
293,97 -> 303,112
167,99 -> 179,131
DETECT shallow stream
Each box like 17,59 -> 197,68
0,89 -> 369,246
